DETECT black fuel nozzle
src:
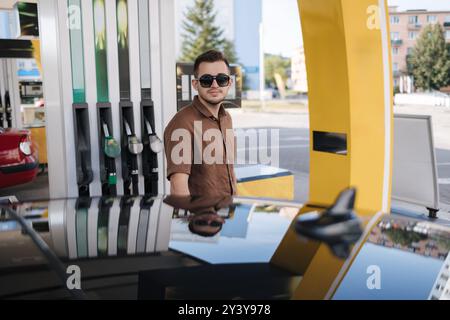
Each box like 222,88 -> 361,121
100,120 -> 120,195
144,117 -> 163,154
122,118 -> 142,195
78,151 -> 93,196
141,109 -> 160,196
5,91 -> 12,128
0,93 -> 4,125
118,195 -> 135,255
76,122 -> 94,196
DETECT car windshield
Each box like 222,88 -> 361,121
333,215 -> 450,300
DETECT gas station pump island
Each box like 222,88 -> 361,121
63,0 -> 165,249
45,0 -> 164,200
0,0 -> 398,300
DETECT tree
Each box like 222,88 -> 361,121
264,54 -> 290,88
407,24 -> 450,91
384,228 -> 426,247
179,0 -> 238,63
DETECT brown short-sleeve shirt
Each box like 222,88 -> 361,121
164,96 -> 237,197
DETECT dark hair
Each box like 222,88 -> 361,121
193,50 -> 230,77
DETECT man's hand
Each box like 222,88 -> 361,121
170,173 -> 190,196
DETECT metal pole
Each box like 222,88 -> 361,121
259,22 -> 265,110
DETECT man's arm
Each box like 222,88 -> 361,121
170,173 -> 190,196
164,117 -> 192,196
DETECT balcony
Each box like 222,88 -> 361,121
391,39 -> 403,46
408,23 -> 422,30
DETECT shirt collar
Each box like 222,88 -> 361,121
192,95 -> 226,121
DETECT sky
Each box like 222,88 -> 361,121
263,0 -> 450,58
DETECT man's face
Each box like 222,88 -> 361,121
188,213 -> 225,236
193,61 -> 233,106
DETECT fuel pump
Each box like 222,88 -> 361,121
136,196 -> 153,253
116,0 -> 143,196
97,196 -> 113,256
138,0 -> 162,196
92,0 -> 121,196
38,0 -> 174,200
75,196 -> 91,259
68,0 -> 93,197
120,104 -> 142,195
117,195 -> 134,255
141,104 -> 162,195
136,195 -> 160,253
0,94 -> 4,127
74,113 -> 94,196
4,91 -> 12,128
99,117 -> 120,195
0,64 -> 4,128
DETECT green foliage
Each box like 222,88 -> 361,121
264,54 -> 290,88
436,236 -> 450,252
394,86 -> 400,94
383,228 -> 426,247
179,0 -> 238,64
407,24 -> 450,91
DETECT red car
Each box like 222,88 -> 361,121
0,127 -> 39,188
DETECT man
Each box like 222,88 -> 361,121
163,193 -> 234,237
164,50 -> 237,197
187,213 -> 225,238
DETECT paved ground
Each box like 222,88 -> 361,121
230,104 -> 450,213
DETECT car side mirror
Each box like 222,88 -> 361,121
294,188 -> 363,259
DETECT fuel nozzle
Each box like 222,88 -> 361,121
102,121 -> 121,159
124,119 -> 143,155
145,118 -> 163,154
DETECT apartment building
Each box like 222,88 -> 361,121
389,6 -> 450,89
291,46 -> 308,93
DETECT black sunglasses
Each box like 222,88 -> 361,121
193,220 -> 223,227
196,73 -> 231,88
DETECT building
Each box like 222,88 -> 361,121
174,0 -> 262,91
389,7 -> 450,90
290,8 -> 450,94
291,46 -> 308,93
429,254 -> 450,300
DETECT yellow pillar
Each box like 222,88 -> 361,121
303,0 -> 393,212
31,40 -> 42,74
271,0 -> 393,299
